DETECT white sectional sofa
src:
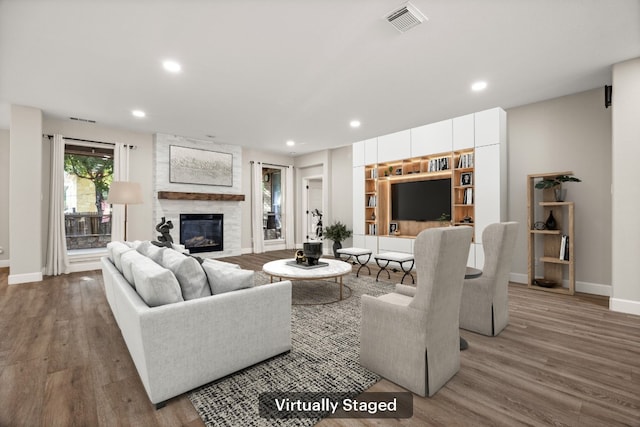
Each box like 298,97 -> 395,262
101,241 -> 292,407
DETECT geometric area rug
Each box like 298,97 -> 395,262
188,272 -> 396,427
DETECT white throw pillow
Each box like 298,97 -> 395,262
120,250 -> 147,288
136,241 -> 166,264
107,241 -> 133,272
160,249 -> 211,300
132,257 -> 184,307
203,263 -> 254,295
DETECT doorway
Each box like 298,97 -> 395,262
304,178 -> 323,241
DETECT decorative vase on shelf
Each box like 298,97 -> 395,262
554,188 -> 567,202
545,210 -> 557,230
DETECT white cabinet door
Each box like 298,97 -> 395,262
364,235 -> 379,253
352,141 -> 365,167
364,138 -> 378,165
353,234 -> 365,249
411,119 -> 452,157
378,236 -> 413,254
474,144 -> 502,243
352,166 -> 365,236
474,108 -> 506,147
378,130 -> 411,162
453,114 -> 474,150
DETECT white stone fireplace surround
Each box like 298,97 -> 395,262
153,134 -> 243,258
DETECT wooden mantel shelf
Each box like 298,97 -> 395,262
157,191 -> 245,202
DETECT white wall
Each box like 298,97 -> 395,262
611,57 -> 640,315
9,106 -> 43,284
0,129 -> 9,267
507,88 -> 612,295
329,145 -> 354,247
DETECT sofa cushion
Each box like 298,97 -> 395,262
136,241 -> 166,264
202,263 -> 254,295
107,241 -> 133,272
160,249 -> 211,300
132,257 -> 184,307
120,250 -> 148,288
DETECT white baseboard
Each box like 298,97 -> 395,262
68,261 -> 102,273
0,259 -> 9,268
610,298 -> 640,316
8,271 -> 43,285
509,273 -> 611,296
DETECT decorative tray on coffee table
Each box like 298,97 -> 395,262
285,260 -> 329,269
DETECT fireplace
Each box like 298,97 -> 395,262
180,214 -> 223,253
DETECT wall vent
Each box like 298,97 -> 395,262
385,2 -> 427,33
69,117 -> 96,123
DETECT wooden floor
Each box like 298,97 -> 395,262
1,251 -> 638,427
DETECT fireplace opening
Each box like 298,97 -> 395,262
180,214 -> 223,253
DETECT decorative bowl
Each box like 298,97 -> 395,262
534,279 -> 556,288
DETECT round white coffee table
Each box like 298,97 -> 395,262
263,258 -> 352,301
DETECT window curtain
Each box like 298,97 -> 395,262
251,161 -> 265,253
45,134 -> 70,276
284,166 -> 295,249
111,143 -> 130,241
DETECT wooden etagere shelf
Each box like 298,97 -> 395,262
364,148 -> 475,238
527,172 -> 575,295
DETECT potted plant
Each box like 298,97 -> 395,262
437,212 -> 451,226
534,174 -> 581,201
323,221 -> 353,258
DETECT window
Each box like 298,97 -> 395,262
64,144 -> 114,250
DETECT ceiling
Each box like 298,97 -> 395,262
1,0 -> 639,156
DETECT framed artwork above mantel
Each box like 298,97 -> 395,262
169,145 -> 233,187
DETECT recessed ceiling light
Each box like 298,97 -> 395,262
286,140 -> 295,146
471,81 -> 488,91
132,110 -> 146,118
350,120 -> 361,128
163,60 -> 182,73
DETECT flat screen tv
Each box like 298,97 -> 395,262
391,178 -> 451,221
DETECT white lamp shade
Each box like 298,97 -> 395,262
107,181 -> 143,205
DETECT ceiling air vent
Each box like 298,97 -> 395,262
385,2 -> 427,33
69,117 -> 96,124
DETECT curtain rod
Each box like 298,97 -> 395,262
43,134 -> 135,148
250,160 -> 292,168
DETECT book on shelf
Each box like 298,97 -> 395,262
463,188 -> 473,205
428,157 -> 450,172
559,235 -> 570,260
367,195 -> 377,207
368,223 -> 377,235
457,153 -> 474,169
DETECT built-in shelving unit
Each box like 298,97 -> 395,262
364,148 -> 474,238
527,172 -> 575,295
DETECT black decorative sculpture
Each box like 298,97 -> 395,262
152,217 -> 174,248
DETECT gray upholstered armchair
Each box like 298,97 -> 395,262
360,226 -> 473,397
459,222 -> 518,336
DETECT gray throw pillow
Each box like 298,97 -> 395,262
132,257 -> 184,307
160,249 -> 211,300
202,263 -> 254,295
